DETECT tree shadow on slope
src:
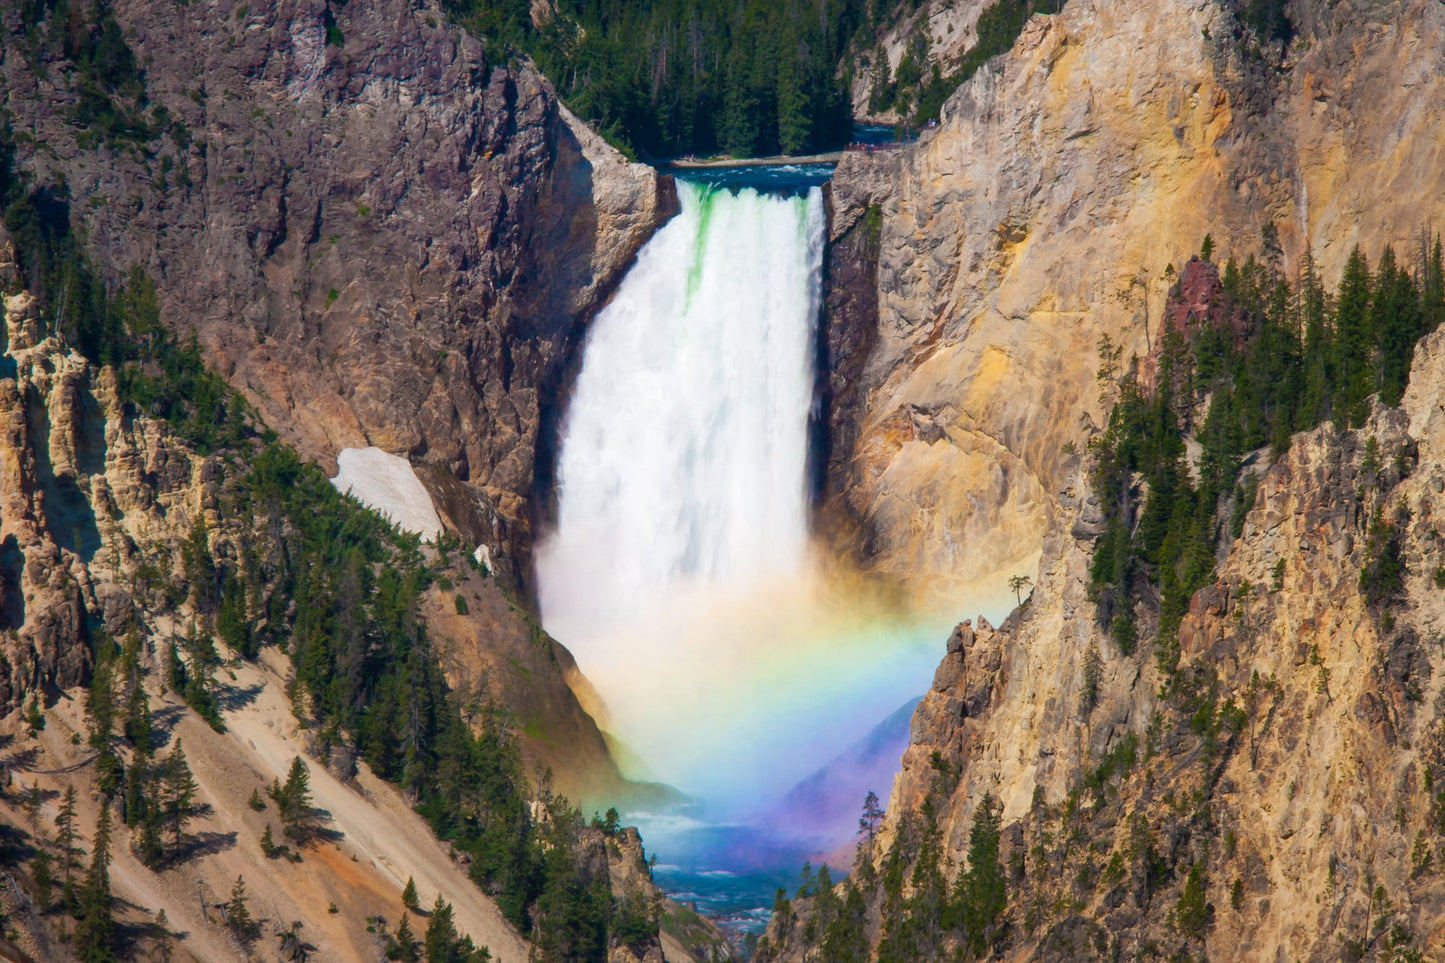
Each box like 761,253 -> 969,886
214,680 -> 263,712
174,829 -> 237,862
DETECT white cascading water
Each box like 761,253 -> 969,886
538,182 -> 821,624
537,180 -> 941,813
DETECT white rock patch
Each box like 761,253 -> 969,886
330,447 -> 443,541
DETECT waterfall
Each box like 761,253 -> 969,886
538,182 -> 823,638
536,180 -> 941,812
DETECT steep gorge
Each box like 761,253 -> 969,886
0,222 -> 731,962
820,0 -> 1445,610
5,0 -> 1445,956
767,0 -> 1445,957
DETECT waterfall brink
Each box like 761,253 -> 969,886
538,182 -> 822,628
537,181 -> 941,814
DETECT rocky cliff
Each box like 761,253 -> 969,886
0,286 -> 188,711
0,229 -> 725,961
0,0 -> 689,817
767,275 -> 1445,960
822,0 -> 1445,612
821,327 -> 1445,959
848,0 -> 992,122
0,0 -> 674,587
766,0 -> 1445,957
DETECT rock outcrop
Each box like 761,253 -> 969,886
767,268 -> 1445,961
823,0 -> 1445,610
420,561 -> 683,814
0,0 -> 675,586
848,0 -> 993,122
0,281 -> 200,709
578,825 -> 734,963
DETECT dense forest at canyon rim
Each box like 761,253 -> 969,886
443,0 -> 1082,157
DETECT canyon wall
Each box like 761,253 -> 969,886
0,0 -> 691,814
0,0 -> 674,586
829,322 -> 1445,958
0,224 -> 729,961
823,0 -> 1445,611
773,0 -> 1445,955
0,220 -> 644,808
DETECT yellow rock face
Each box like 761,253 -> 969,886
832,0 -> 1445,611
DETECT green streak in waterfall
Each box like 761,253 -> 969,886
685,182 -> 718,310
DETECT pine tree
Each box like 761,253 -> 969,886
122,676 -> 154,754
855,792 -> 878,838
139,806 -> 165,869
1335,246 -> 1374,426
182,645 -> 224,731
123,747 -> 150,828
891,29 -> 927,117
1424,234 -> 1445,332
718,46 -> 760,156
24,781 -> 41,831
815,863 -> 836,913
160,739 -> 201,859
94,743 -> 126,803
1176,861 -> 1212,938
24,692 -> 45,736
775,43 -> 811,155
402,875 -> 419,910
132,746 -> 165,869
425,895 -> 458,962
226,875 -> 257,942
260,823 -> 277,858
959,793 -> 1007,958
1298,250 -> 1331,425
424,893 -> 488,963
820,883 -> 868,963
1373,245 -> 1424,407
182,515 -> 217,612
163,641 -> 186,694
74,806 -> 116,963
85,650 -> 116,748
31,849 -> 54,913
278,755 -> 314,841
120,624 -> 143,673
217,568 -> 255,658
393,913 -> 421,963
56,784 -> 82,889
152,909 -> 175,963
867,49 -> 894,114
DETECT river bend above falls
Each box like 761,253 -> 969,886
534,164 -> 996,935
